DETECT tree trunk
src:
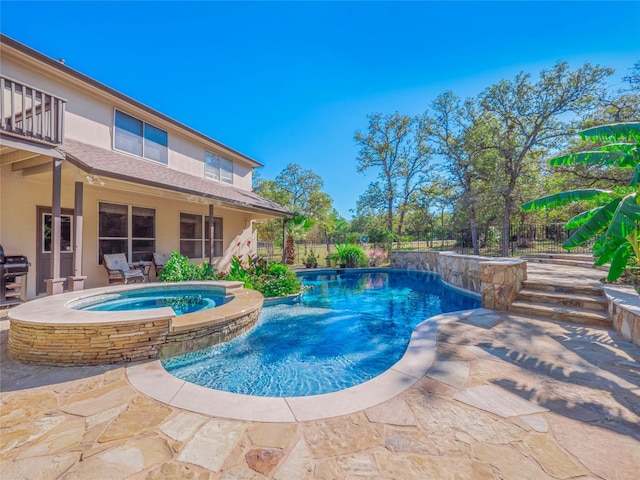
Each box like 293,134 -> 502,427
387,198 -> 394,234
285,235 -> 296,265
501,197 -> 512,257
396,210 -> 406,238
469,206 -> 479,256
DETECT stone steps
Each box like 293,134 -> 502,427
520,254 -> 608,271
522,253 -> 594,262
509,301 -> 611,327
521,280 -> 604,297
516,289 -> 608,312
511,268 -> 611,326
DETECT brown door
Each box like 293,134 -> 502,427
36,206 -> 74,295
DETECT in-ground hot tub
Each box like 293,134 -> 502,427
7,281 -> 263,366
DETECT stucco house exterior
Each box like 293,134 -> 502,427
0,34 -> 291,301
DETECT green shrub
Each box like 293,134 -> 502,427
335,243 -> 368,267
266,262 -> 289,277
158,251 -> 217,282
221,256 -> 303,298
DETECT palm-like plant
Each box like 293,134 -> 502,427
284,215 -> 314,265
522,122 -> 640,282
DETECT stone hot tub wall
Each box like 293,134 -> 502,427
8,282 -> 263,366
389,251 -> 527,310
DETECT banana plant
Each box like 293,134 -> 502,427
522,122 -> 640,282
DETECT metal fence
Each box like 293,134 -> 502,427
392,223 -> 595,257
257,223 -> 595,263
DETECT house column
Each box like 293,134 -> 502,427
45,158 -> 65,295
67,181 -> 86,291
208,204 -> 215,265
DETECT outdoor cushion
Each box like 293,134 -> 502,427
103,253 -> 145,284
152,252 -> 171,275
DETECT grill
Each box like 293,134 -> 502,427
0,244 -> 30,307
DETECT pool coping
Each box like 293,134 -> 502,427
126,307 -> 492,422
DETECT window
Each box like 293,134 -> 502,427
114,110 -> 168,164
180,213 -> 223,258
42,213 -> 73,253
98,202 -> 155,263
205,151 -> 233,184
180,213 -> 203,258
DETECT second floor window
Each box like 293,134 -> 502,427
114,110 -> 168,164
205,151 -> 233,184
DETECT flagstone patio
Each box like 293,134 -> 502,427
2,302 -> 638,479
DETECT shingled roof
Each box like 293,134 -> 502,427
60,138 -> 292,217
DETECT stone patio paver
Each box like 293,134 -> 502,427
453,384 -> 549,417
177,419 -> 247,472
426,359 -> 470,388
363,397 -> 417,426
1,263 -> 639,479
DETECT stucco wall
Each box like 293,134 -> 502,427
0,161 -> 257,298
1,54 -> 254,189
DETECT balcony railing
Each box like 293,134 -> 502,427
0,75 -> 66,145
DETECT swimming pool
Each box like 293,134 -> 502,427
162,270 -> 479,397
69,286 -> 230,315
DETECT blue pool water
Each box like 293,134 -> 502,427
71,287 -> 229,315
162,270 -> 480,397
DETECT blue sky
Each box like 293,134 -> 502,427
1,1 -> 638,218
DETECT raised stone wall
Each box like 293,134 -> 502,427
389,251 -> 527,310
159,308 -> 261,358
8,318 -> 172,365
604,286 -> 640,348
480,259 -> 527,311
7,282 -> 263,366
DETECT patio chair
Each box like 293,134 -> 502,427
152,252 -> 171,277
103,253 -> 146,285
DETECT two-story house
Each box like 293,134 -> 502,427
0,34 -> 291,301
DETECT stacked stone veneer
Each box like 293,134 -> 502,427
8,318 -> 173,365
389,251 -> 527,311
604,286 -> 640,348
8,284 -> 263,366
159,307 -> 261,358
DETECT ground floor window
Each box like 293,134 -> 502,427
98,202 -> 155,263
180,213 -> 223,259
42,213 -> 73,253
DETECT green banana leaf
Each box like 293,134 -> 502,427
563,198 -> 621,249
581,122 -> 640,142
607,243 -> 632,282
596,143 -> 638,153
565,206 -> 603,229
593,236 -> 624,265
605,193 -> 640,240
548,151 -> 636,168
631,164 -> 640,187
521,189 -> 613,211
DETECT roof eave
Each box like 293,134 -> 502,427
0,33 -> 263,168
63,153 -> 292,218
